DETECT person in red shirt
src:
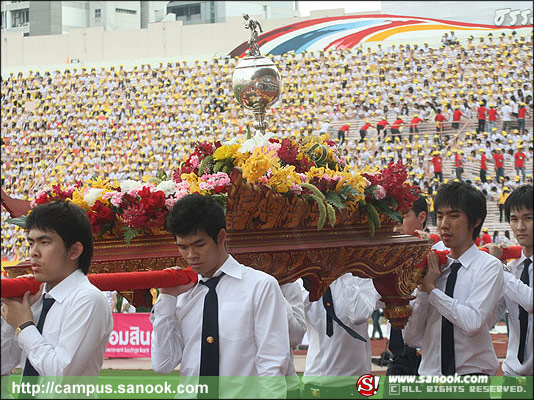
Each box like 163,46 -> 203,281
514,144 -> 527,180
477,102 -> 487,134
431,151 -> 443,182
479,148 -> 488,183
454,149 -> 464,181
376,118 -> 389,140
452,106 -> 463,130
337,123 -> 349,145
487,104 -> 498,133
517,102 -> 529,135
434,109 -> 447,136
493,147 -> 505,182
480,227 -> 492,246
391,117 -> 403,140
359,121 -> 372,143
409,114 -> 423,143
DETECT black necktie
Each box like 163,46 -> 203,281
389,328 -> 405,356
322,286 -> 366,342
23,295 -> 55,376
441,262 -> 461,375
199,273 -> 223,399
518,258 -> 532,364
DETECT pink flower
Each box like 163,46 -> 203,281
374,185 -> 387,200
190,155 -> 199,169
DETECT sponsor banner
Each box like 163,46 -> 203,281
0,376 -> 532,399
105,313 -> 152,358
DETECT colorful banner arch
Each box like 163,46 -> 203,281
228,14 -> 532,57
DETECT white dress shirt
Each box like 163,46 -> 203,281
150,255 -> 291,377
1,269 -> 113,376
404,244 -> 504,375
501,253 -> 533,376
302,273 -> 380,387
280,281 -> 306,392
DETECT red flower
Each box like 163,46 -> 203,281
87,200 -> 115,235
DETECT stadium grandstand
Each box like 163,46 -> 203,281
1,2 -> 533,263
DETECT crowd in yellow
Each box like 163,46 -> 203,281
1,31 -> 533,261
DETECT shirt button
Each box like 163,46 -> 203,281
206,336 -> 215,344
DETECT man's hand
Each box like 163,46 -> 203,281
482,243 -> 505,259
1,291 -> 35,329
15,276 -> 44,306
421,251 -> 442,294
415,230 -> 432,241
158,267 -> 196,297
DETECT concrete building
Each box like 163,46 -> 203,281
1,1 -> 299,36
1,1 -> 171,36
166,1 -> 298,25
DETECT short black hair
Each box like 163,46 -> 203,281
166,193 -> 226,243
25,201 -> 94,274
504,184 -> 533,222
412,195 -> 428,228
434,181 -> 487,240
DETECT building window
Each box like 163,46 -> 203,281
168,3 -> 200,21
11,9 -> 29,27
1,12 -> 6,29
115,8 -> 137,15
95,9 -> 101,18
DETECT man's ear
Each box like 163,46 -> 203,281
68,242 -> 84,261
217,229 -> 226,247
473,218 -> 483,230
418,211 -> 427,227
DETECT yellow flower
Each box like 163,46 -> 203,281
85,177 -> 112,190
213,144 -> 239,161
241,147 -> 278,183
71,187 -> 90,210
180,173 -> 202,194
306,166 -> 326,180
268,166 -> 301,193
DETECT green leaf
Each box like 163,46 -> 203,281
325,192 -> 346,210
198,155 -> 214,176
301,182 -> 325,200
246,125 -> 252,140
121,226 -> 140,246
375,204 -> 403,223
326,203 -> 336,227
156,169 -> 167,181
6,216 -> 27,228
367,203 -> 381,230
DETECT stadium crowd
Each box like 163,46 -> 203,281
1,31 -> 533,261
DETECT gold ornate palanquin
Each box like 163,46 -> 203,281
1,171 -> 432,328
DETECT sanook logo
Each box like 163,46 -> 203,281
356,374 -> 380,397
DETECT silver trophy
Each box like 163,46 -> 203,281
232,14 -> 282,135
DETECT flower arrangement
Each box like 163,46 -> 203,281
11,133 -> 419,244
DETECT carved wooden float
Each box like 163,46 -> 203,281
1,171 -> 432,328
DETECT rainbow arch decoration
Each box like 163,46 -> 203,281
228,14 -> 532,57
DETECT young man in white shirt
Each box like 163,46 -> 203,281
301,273 -> 380,397
1,201 -> 113,376
490,185 -> 533,379
150,193 -> 291,398
404,181 -> 504,375
387,195 -> 428,375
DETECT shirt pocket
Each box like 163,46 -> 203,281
219,303 -> 252,341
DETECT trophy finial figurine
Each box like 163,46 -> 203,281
243,13 -> 263,56
232,15 -> 282,135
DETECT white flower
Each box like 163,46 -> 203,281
238,132 -> 276,153
120,179 -> 142,192
84,188 -> 106,207
156,180 -> 176,196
